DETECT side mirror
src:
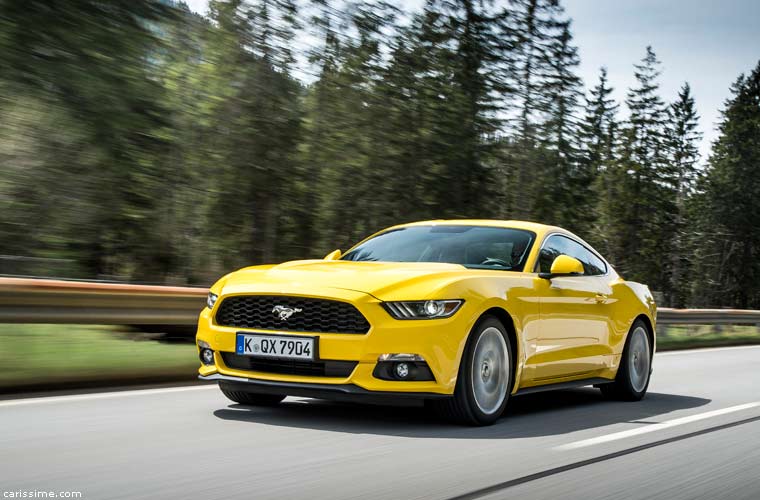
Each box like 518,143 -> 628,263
539,255 -> 584,279
324,249 -> 342,261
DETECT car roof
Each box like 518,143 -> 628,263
387,219 -> 563,235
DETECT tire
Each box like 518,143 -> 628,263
600,318 -> 652,401
429,316 -> 513,426
219,384 -> 286,406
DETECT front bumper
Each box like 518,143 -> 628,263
196,288 -> 476,397
200,373 -> 450,404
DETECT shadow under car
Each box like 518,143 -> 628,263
212,388 -> 711,439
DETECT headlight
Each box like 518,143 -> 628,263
207,292 -> 218,309
383,300 -> 463,320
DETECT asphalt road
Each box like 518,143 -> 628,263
2,346 -> 759,500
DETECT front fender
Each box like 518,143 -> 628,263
382,274 -> 541,395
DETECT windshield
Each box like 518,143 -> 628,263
341,225 -> 535,271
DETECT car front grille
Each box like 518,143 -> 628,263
214,295 -> 371,334
220,352 -> 358,378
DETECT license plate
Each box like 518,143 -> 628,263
236,333 -> 316,361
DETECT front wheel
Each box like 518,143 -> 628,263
429,316 -> 513,426
219,384 -> 286,406
600,319 -> 652,401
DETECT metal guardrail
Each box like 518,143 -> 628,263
0,277 -> 206,324
0,277 -> 759,326
655,308 -> 760,326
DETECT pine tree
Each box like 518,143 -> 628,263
365,8 -> 459,225
581,68 -> 619,177
423,0 -> 514,218
302,0 -> 398,250
582,67 -> 620,255
202,0 -> 304,266
503,0 -> 566,219
580,67 -> 620,254
507,0 -> 565,140
611,46 -> 674,291
667,83 -> 702,306
535,20 -> 583,230
694,62 -> 760,308
626,47 -> 670,181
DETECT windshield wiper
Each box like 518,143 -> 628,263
463,264 -> 515,271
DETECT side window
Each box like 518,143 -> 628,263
536,236 -> 566,273
535,235 -> 607,276
576,245 -> 607,276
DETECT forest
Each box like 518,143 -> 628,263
0,0 -> 759,308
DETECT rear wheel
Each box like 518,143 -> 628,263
430,316 -> 513,426
600,319 -> 652,401
219,384 -> 286,406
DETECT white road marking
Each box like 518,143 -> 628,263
557,402 -> 760,450
656,345 -> 760,356
0,384 -> 217,408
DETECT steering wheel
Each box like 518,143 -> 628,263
480,257 -> 510,267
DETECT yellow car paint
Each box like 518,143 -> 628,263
196,220 -> 656,396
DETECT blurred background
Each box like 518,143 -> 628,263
0,0 -> 759,391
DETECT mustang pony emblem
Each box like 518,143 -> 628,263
272,305 -> 303,321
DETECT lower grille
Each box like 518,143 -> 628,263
220,352 -> 358,378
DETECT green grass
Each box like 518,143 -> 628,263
0,324 -> 199,392
659,324 -> 760,351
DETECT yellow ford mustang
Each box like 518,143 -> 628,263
197,220 -> 656,425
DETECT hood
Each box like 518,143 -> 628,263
218,260 -> 472,300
